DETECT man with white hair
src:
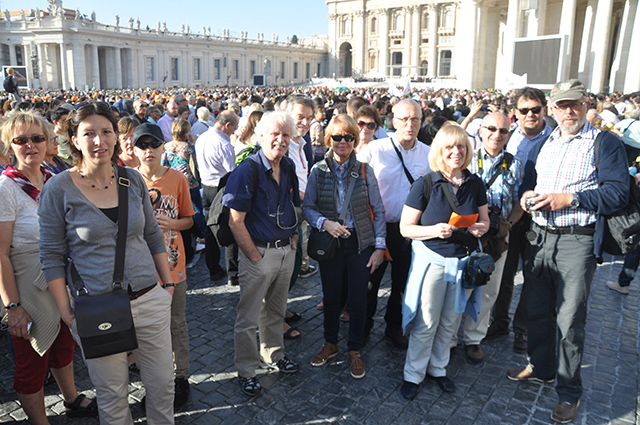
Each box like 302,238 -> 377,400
131,99 -> 149,126
190,107 -> 213,138
223,111 -> 301,397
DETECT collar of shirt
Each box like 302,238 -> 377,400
214,128 -> 231,142
547,120 -> 598,145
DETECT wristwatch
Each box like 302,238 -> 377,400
4,302 -> 20,310
570,193 -> 580,209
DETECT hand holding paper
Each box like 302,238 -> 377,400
448,212 -> 479,228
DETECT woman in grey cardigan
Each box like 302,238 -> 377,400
38,103 -> 176,425
303,114 -> 386,380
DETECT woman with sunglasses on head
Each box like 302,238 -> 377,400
354,105 -> 383,153
41,123 -> 71,175
38,103 -> 176,425
303,114 -> 386,379
398,124 -> 489,400
0,111 -> 97,424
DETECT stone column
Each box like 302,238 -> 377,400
501,0 -> 519,84
588,0 -> 614,91
9,44 -> 16,65
59,42 -> 68,90
455,0 -> 478,89
428,4 -> 438,78
412,5 -> 421,77
114,47 -> 122,88
624,0 -> 640,92
379,9 -> 390,77
557,0 -> 578,82
402,7 -> 412,76
91,44 -> 100,89
354,10 -> 365,76
328,13 -> 338,78
577,0 -> 597,86
37,43 -> 45,87
71,42 -> 86,90
609,0 -> 636,91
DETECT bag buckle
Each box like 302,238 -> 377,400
76,287 -> 88,297
112,282 -> 124,290
118,177 -> 130,187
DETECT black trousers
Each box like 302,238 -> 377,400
202,185 -> 225,277
493,215 -> 530,334
366,222 -> 412,333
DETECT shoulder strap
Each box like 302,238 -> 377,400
441,177 -> 460,214
485,151 -> 514,188
113,166 -> 129,286
422,173 -> 433,206
594,131 -> 603,168
391,139 -> 414,184
339,170 -> 359,222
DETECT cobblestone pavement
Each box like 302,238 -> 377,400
1,254 -> 638,425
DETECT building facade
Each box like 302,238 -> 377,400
326,0 -> 640,92
1,1 -> 328,90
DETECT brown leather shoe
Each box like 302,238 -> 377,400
551,400 -> 580,423
506,364 -> 554,384
348,351 -> 365,379
465,344 -> 484,363
310,342 -> 338,367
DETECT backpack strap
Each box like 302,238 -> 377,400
485,151 -> 514,188
422,173 -> 433,207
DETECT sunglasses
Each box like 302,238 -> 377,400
357,121 -> 377,130
517,106 -> 542,115
482,125 -> 510,135
330,134 -> 356,143
12,135 -> 47,145
135,139 -> 164,150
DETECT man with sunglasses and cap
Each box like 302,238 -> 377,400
486,87 -> 553,353
357,99 -> 431,349
223,111 -> 301,397
506,80 -> 628,424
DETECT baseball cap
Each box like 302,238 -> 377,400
549,79 -> 587,104
132,123 -> 164,147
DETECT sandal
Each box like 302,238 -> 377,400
64,394 -> 98,418
285,311 -> 302,324
283,327 -> 301,340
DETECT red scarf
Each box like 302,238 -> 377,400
2,165 -> 54,203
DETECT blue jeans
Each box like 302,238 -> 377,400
319,234 -> 373,352
619,245 -> 640,287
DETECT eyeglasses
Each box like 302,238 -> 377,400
139,104 -> 148,108
553,101 -> 586,112
135,140 -> 164,150
12,135 -> 47,145
268,199 -> 299,230
482,125 -> 509,135
517,106 -> 542,115
395,117 -> 421,125
357,121 -> 377,130
330,134 -> 356,143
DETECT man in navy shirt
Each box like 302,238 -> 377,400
223,111 -> 301,397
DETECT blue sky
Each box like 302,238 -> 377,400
5,0 -> 329,38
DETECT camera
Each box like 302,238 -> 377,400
487,205 -> 501,236
525,198 -> 538,212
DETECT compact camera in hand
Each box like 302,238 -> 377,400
487,205 -> 501,236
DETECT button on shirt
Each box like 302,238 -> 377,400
195,128 -> 236,187
506,123 -> 552,165
222,150 -> 300,243
468,148 -> 523,219
533,121 -> 600,227
357,136 -> 431,223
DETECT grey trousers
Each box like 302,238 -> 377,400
526,224 -> 596,403
171,281 -> 190,379
234,243 -> 295,378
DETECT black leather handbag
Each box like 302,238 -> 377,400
68,166 -> 138,360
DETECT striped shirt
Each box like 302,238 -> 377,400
468,147 -> 523,219
532,121 -> 600,227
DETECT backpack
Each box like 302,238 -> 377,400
3,74 -> 15,93
594,133 -> 640,255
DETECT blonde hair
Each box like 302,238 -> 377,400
428,124 -> 473,172
0,110 -> 50,159
324,114 -> 360,148
172,118 -> 191,142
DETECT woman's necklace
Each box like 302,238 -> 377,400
442,171 -> 464,187
77,168 -> 115,190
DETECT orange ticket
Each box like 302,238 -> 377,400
448,212 -> 479,228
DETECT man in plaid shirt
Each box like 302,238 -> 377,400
506,80 -> 629,424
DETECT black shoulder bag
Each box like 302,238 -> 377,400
67,166 -> 138,359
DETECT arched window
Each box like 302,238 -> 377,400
423,14 -> 430,29
439,50 -> 452,76
420,61 -> 428,76
343,17 -> 351,36
395,14 -> 404,30
370,53 -> 377,71
443,10 -> 453,28
392,52 -> 403,76
371,17 -> 377,34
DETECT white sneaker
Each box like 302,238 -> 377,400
186,252 -> 201,269
606,280 -> 630,295
195,243 -> 206,252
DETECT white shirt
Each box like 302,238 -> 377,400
157,113 -> 176,142
357,135 -> 431,222
195,128 -> 236,187
288,137 -> 308,194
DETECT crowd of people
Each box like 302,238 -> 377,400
1,79 -> 639,425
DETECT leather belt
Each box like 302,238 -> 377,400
535,223 -> 595,235
255,237 -> 291,249
128,283 -> 157,301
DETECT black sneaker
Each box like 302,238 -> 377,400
484,321 -> 509,340
238,376 -> 262,397
299,265 -> 318,279
271,356 -> 300,374
210,269 -> 227,282
174,377 -> 190,411
513,333 -> 528,354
